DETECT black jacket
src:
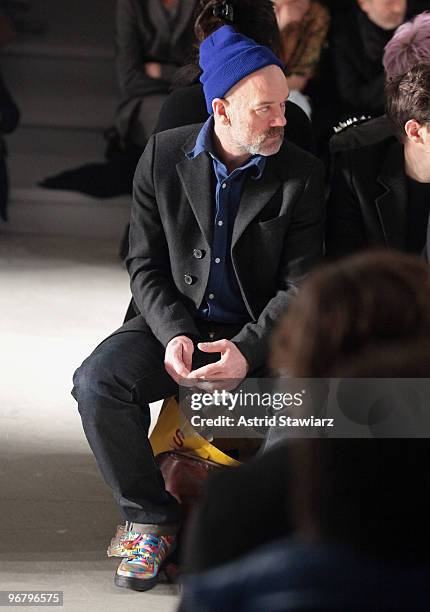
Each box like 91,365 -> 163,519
124,123 -> 325,371
326,116 -> 410,258
332,7 -> 386,118
123,80 -> 316,323
331,5 -> 415,118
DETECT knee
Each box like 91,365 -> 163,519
72,357 -> 92,402
72,351 -> 120,407
72,355 -> 96,403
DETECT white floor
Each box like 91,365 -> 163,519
0,231 -> 178,611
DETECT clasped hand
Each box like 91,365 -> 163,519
164,335 -> 248,391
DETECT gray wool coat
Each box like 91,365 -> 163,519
125,123 -> 325,372
115,0 -> 197,140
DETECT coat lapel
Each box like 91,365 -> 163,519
171,0 -> 197,46
375,141 -> 407,250
177,129 -> 284,250
177,144 -> 214,248
232,155 -> 282,247
148,0 -> 171,35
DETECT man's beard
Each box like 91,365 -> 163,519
233,127 -> 285,156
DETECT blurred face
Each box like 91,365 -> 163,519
223,65 -> 289,157
274,0 -> 311,29
357,0 -> 407,30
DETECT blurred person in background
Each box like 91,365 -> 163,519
329,9 -> 430,152
327,13 -> 430,258
0,71 -> 20,222
115,0 -> 198,151
273,0 -> 330,117
383,9 -> 430,74
39,0 -> 198,201
331,0 -> 411,119
0,9 -> 20,222
179,249 -> 430,612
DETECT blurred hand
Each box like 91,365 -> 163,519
274,0 -> 310,29
145,62 -> 162,79
287,74 -> 308,92
164,335 -> 194,384
187,339 -> 249,392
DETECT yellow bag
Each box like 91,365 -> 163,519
149,396 -> 240,467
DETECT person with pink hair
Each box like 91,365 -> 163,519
327,62 -> 430,258
329,9 -> 430,153
383,11 -> 430,77
327,8 -> 430,259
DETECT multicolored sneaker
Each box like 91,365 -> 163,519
114,533 -> 176,591
107,524 -> 129,558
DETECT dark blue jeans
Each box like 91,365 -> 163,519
72,318 -> 244,526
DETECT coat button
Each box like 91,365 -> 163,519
184,274 -> 194,285
193,249 -> 204,259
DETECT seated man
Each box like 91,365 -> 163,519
327,62 -> 430,258
72,25 -> 325,592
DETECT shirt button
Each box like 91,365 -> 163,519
222,183 -> 227,189
217,220 -> 223,226
208,293 -> 215,300
215,258 -> 221,264
193,249 -> 203,259
184,274 -> 194,285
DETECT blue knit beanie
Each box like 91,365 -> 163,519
199,25 -> 285,114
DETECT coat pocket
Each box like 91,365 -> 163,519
257,214 -> 288,233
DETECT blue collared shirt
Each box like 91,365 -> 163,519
186,116 -> 266,324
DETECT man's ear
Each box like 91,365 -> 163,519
405,119 -> 424,143
212,98 -> 231,125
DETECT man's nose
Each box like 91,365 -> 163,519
270,110 -> 287,128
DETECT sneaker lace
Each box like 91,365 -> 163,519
123,533 -> 162,563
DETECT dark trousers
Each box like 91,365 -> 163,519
72,318 -> 245,526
